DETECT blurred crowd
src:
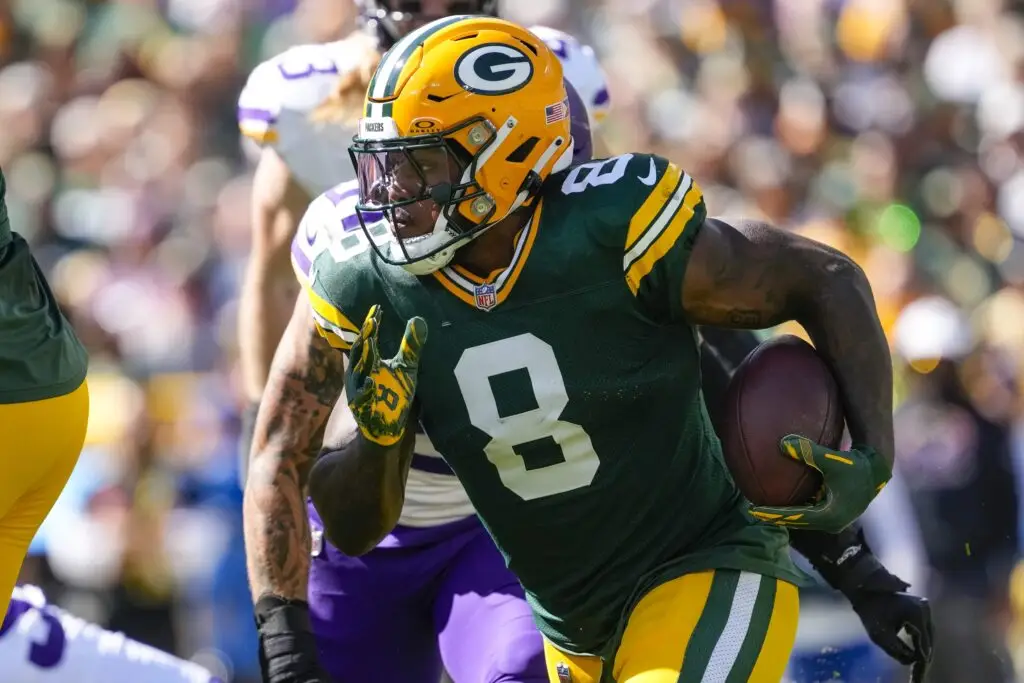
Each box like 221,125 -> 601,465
3,0 -> 1024,681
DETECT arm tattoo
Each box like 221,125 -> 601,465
684,218 -> 895,466
243,298 -> 345,601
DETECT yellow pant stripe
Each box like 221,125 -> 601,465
614,570 -> 716,680
747,580 -> 800,682
542,572 -> 799,683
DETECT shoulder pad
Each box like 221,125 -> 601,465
237,40 -> 359,147
530,25 -> 610,127
553,153 -> 671,213
550,152 -> 705,252
295,182 -> 391,350
291,179 -> 392,287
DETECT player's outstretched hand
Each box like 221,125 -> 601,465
748,434 -> 892,533
346,304 -> 427,447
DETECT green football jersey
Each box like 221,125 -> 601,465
0,170 -> 88,404
303,153 -> 804,655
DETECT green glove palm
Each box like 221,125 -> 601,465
748,434 -> 892,534
346,305 -> 428,447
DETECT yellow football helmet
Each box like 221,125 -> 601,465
349,15 -> 574,274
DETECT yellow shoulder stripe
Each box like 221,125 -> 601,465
624,161 -> 683,252
239,124 -> 278,145
624,175 -> 704,295
303,279 -> 360,351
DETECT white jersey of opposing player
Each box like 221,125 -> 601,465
251,27 -> 610,528
0,585 -> 221,683
237,34 -> 377,195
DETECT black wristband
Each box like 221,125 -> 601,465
255,595 -> 314,633
789,525 -> 908,597
255,596 -> 324,682
239,401 -> 261,487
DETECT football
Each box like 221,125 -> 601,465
718,334 -> 844,507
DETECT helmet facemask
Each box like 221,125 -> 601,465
359,1 -> 500,48
350,116 -> 505,274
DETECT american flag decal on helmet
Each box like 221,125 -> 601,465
545,97 -> 569,125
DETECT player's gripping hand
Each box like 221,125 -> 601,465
851,586 -> 934,683
346,305 -> 427,447
748,434 -> 892,533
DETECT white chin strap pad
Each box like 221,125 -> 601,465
400,245 -> 457,275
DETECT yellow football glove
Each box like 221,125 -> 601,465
345,305 -> 427,447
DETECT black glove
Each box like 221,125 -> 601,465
255,596 -> 333,683
790,526 -> 934,682
849,578 -> 934,683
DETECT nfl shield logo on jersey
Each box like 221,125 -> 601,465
556,662 -> 572,682
474,283 -> 497,311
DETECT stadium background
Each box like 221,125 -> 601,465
3,0 -> 1024,681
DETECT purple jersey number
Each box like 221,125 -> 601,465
0,599 -> 67,668
545,37 -> 570,59
324,184 -> 383,231
277,56 -> 339,80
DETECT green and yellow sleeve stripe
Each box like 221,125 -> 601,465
304,280 -> 361,351
623,162 -> 705,295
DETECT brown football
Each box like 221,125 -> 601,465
718,334 -> 844,506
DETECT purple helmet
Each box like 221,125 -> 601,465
356,1 -> 499,48
565,79 -> 593,165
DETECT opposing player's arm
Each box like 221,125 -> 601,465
680,217 -> 894,468
239,149 -> 313,405
237,51 -> 330,406
242,294 -> 343,602
236,58 -> 316,479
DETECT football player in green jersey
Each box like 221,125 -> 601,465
281,16 -> 897,683
0,167 -> 89,619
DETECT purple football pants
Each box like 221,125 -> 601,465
307,504 -> 547,683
